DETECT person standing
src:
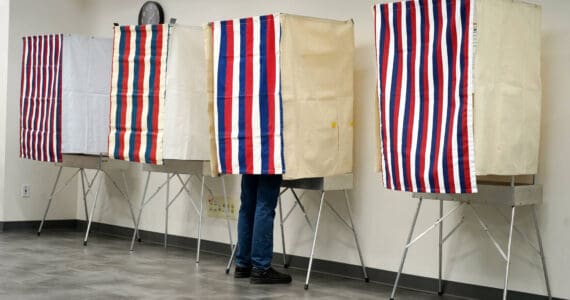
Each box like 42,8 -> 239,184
234,175 -> 292,284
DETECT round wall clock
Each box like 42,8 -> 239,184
138,1 -> 164,25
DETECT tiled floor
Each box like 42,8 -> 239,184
0,230 -> 466,299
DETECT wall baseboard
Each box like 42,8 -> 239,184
0,220 -> 557,300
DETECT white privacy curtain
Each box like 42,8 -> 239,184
61,35 -> 112,155
163,25 -> 210,161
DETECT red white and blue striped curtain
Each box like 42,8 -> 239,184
212,14 -> 285,175
20,34 -> 63,163
109,25 -> 169,165
374,0 -> 477,193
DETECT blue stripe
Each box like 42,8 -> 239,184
114,28 -> 126,159
278,23 -> 285,173
441,0 -> 454,192
217,22 -> 228,173
259,16 -> 269,173
401,2 -> 413,190
388,5 -> 399,189
146,25 -> 157,163
238,19 -> 247,173
378,5 -> 389,188
428,2 -> 439,190
415,2 -> 425,190
130,27 -> 141,161
457,0 -> 467,190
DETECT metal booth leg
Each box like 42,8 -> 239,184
83,169 -> 104,246
278,195 -> 288,268
304,191 -> 326,290
119,170 -> 141,242
390,198 -> 423,300
131,171 -> 151,251
196,175 -> 205,263
164,173 -> 170,248
344,190 -> 369,282
37,166 -> 64,236
80,169 -> 89,221
438,199 -> 444,294
531,205 -> 552,300
222,176 -> 236,274
503,206 -> 516,300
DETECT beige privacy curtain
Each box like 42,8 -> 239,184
280,14 -> 354,179
206,15 -> 354,179
473,0 -> 542,176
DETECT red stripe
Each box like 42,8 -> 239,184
245,18 -> 254,173
32,36 -> 41,160
133,27 -> 147,162
46,35 -> 55,162
392,2 -> 403,191
461,0 -> 472,192
447,0 -> 458,192
118,28 -> 131,161
39,36 -> 48,161
404,2 -> 417,190
266,15 -> 276,174
150,25 -> 164,164
432,1 -> 444,192
380,6 -> 392,190
223,21 -> 234,173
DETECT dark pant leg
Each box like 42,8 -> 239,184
235,175 -> 259,268
250,175 -> 283,270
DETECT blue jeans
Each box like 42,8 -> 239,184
235,174 -> 283,270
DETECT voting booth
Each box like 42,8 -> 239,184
108,23 -> 232,259
206,14 -> 367,289
373,0 -> 549,299
19,34 -> 136,244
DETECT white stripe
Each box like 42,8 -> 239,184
383,3 -> 395,189
156,24 -> 169,164
437,0 -> 449,192
20,38 -> 29,156
231,19 -> 241,172
26,37 -> 36,159
467,0 -> 477,192
37,36 -> 46,161
53,35 -> 62,161
410,0 -> 422,192
30,37 -> 40,159
396,2 -> 408,190
424,0 -> 435,192
109,28 -> 121,157
41,36 -> 51,161
139,25 -> 151,163
451,1 -> 462,191
123,26 -> 136,161
47,35 -> 56,161
272,14 -> 283,174
213,22 -> 222,172
252,17 -> 261,174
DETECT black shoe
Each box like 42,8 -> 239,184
234,265 -> 252,278
250,267 -> 292,284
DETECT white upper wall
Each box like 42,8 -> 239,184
0,0 -> 10,219
2,0 -> 91,221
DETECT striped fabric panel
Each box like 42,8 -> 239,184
19,34 -> 63,163
212,14 -> 285,175
374,0 -> 477,193
109,25 -> 169,165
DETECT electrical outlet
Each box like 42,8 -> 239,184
21,184 -> 31,198
207,195 -> 237,220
